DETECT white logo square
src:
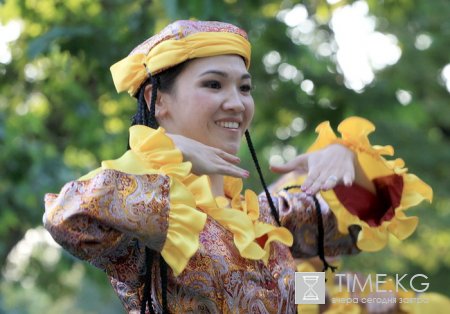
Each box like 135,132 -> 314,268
295,272 -> 326,304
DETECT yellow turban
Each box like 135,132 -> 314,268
110,20 -> 252,96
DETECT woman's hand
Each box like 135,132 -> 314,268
270,144 -> 375,195
167,133 -> 249,178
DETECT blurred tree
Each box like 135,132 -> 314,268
1,0 -> 449,312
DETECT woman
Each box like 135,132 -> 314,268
44,20 -> 432,313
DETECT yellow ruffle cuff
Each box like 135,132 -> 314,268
79,126 -> 207,276
215,177 -> 293,264
307,117 -> 433,252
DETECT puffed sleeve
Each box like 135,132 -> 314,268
44,170 -> 170,267
266,179 -> 360,258
43,126 -> 207,276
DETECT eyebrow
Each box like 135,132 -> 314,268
199,70 -> 251,80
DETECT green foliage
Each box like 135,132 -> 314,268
1,0 -> 449,312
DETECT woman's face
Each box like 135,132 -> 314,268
156,55 -> 255,155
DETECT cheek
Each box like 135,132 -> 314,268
245,100 -> 255,125
171,90 -> 207,116
194,91 -> 214,106
189,91 -> 220,116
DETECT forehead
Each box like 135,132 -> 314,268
182,55 -> 249,76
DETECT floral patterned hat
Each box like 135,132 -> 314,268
110,20 -> 251,96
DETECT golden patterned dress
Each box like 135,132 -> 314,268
43,118 -> 432,314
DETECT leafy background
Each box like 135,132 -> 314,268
1,0 -> 449,312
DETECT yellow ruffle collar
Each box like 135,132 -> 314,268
79,125 -> 292,276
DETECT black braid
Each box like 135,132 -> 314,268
149,75 -> 159,129
128,78 -> 152,150
132,78 -> 151,127
244,130 -> 281,226
131,73 -> 167,314
160,255 -> 168,312
141,247 -> 155,314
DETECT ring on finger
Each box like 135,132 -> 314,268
327,175 -> 338,183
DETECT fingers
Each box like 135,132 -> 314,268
301,166 -> 320,194
342,172 -> 354,186
214,149 -> 248,177
269,162 -> 294,174
303,171 -> 355,195
215,148 -> 241,165
302,169 -> 350,194
217,164 -> 249,178
298,144 -> 358,195
321,175 -> 339,191
302,163 -> 355,195
168,134 -> 248,178
270,154 -> 309,174
207,148 -> 248,178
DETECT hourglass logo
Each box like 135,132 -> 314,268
295,272 -> 325,304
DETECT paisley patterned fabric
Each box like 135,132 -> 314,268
74,125 -> 293,276
44,168 -> 359,313
129,20 -> 249,57
44,170 -> 170,266
44,119 -> 433,313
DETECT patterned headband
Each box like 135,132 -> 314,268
110,20 -> 251,96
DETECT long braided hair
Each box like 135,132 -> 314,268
133,61 -> 280,313
131,62 -> 187,314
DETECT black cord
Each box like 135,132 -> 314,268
283,186 -> 337,273
312,196 -> 337,273
244,130 -> 280,226
282,185 -> 302,191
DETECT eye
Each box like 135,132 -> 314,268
240,83 -> 253,93
203,80 -> 221,89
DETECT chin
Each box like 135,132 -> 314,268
223,145 -> 240,156
209,138 -> 240,155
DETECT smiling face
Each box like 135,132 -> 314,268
154,55 -> 255,155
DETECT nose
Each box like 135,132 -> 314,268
222,88 -> 246,112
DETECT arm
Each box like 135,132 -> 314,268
44,125 -> 207,276
271,143 -> 375,195
268,169 -> 407,258
43,170 -> 170,270
267,187 -> 360,258
270,117 -> 432,253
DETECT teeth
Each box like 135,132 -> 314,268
216,121 -> 240,129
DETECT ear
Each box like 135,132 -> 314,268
144,84 -> 169,119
